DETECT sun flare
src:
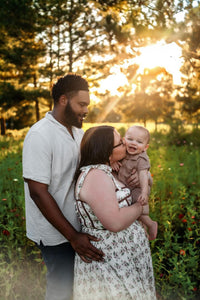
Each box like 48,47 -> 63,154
134,41 -> 183,85
98,41 -> 184,97
99,70 -> 129,96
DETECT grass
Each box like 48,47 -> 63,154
0,129 -> 46,300
0,125 -> 200,299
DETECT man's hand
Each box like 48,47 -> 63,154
126,169 -> 139,187
70,232 -> 104,263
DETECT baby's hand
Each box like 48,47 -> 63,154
111,161 -> 122,172
137,194 -> 148,206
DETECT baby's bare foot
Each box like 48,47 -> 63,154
148,221 -> 158,240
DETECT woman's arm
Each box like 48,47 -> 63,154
79,169 -> 144,233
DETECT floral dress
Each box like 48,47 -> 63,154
73,164 -> 156,300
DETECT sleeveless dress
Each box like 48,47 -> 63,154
73,164 -> 156,300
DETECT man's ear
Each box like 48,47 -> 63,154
59,94 -> 68,106
144,144 -> 149,151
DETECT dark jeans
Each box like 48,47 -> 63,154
36,241 -> 75,300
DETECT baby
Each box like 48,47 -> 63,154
113,125 -> 157,240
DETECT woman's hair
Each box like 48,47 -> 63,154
74,126 -> 114,182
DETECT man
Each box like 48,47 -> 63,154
23,74 -> 104,300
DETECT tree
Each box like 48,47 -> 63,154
0,83 -> 24,134
171,2 -> 200,126
176,85 -> 200,127
0,0 -> 196,130
0,0 -> 46,134
118,66 -> 175,128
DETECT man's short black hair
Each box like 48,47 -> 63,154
52,74 -> 89,103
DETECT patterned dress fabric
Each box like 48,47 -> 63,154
73,164 -> 156,300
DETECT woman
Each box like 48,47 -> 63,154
73,126 -> 156,300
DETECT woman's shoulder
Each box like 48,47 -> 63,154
81,164 -> 112,174
77,165 -> 115,203
84,165 -> 113,184
78,164 -> 113,186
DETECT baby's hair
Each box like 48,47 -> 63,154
127,125 -> 150,143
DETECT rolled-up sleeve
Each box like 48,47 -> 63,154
23,132 -> 51,185
137,156 -> 150,171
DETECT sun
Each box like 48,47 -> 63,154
134,41 -> 184,85
97,41 -> 184,97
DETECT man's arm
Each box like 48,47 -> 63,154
25,179 -> 104,263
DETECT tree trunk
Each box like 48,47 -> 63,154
68,22 -> 73,72
155,120 -> 157,132
49,27 -> 53,111
0,117 -> 6,135
35,99 -> 40,121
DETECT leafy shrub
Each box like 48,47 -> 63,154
0,132 -> 45,300
149,133 -> 200,300
166,127 -> 200,147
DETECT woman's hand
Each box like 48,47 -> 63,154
141,204 -> 149,215
126,169 -> 140,188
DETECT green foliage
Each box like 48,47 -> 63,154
166,125 -> 200,147
0,128 -> 200,299
0,83 -> 24,109
1,0 -> 192,133
0,130 -> 45,299
117,126 -> 126,137
149,131 -> 200,299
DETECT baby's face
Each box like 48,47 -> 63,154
124,127 -> 149,155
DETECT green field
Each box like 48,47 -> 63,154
0,126 -> 200,300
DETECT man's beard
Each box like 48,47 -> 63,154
64,100 -> 83,128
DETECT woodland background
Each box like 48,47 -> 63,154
0,1 -> 200,299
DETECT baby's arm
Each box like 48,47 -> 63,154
148,171 -> 153,186
137,169 -> 149,205
110,161 -> 122,172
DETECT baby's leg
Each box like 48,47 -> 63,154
140,211 -> 158,240
131,188 -> 141,204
